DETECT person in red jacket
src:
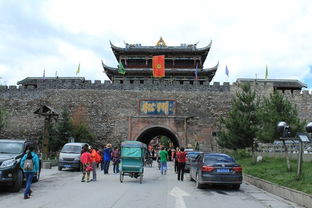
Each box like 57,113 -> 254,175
90,147 -> 98,181
176,147 -> 187,181
80,146 -> 92,182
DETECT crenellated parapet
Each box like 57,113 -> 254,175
4,77 -> 233,92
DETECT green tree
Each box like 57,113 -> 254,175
217,83 -> 259,162
0,108 -> 7,132
72,123 -> 94,144
71,105 -> 94,144
160,136 -> 170,149
49,108 -> 73,152
257,91 -> 305,171
257,91 -> 304,142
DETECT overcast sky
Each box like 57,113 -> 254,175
0,0 -> 311,88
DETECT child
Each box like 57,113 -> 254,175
80,146 -> 92,182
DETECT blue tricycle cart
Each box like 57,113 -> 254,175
119,141 -> 147,184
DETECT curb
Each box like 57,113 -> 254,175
243,174 -> 312,208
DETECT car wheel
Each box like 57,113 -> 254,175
58,166 -> 62,171
195,173 -> 203,189
233,184 -> 240,190
10,169 -> 23,192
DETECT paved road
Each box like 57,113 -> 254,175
0,162 -> 303,208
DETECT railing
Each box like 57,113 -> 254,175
257,142 -> 312,154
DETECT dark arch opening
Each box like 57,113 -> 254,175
136,126 -> 179,148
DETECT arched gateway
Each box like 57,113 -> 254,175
135,126 -> 180,148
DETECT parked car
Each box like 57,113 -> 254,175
185,151 -> 202,172
58,142 -> 88,171
189,153 -> 242,189
0,139 -> 42,192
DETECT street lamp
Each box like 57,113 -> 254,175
277,121 -> 311,177
277,121 -> 290,138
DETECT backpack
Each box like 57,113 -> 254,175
24,158 -> 34,170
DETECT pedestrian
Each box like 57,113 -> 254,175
111,147 -> 120,174
80,146 -> 92,182
159,147 -> 168,175
100,145 -> 105,171
90,147 -> 98,181
155,149 -> 160,170
151,149 -> 155,160
176,147 -> 187,181
20,145 -> 40,199
174,147 -> 180,173
103,143 -> 112,174
95,148 -> 102,168
168,149 -> 172,161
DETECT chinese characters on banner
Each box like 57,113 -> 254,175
140,100 -> 175,115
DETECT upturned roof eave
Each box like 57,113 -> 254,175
102,61 -> 218,78
110,40 -> 212,58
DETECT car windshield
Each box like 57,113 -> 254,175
0,142 -> 24,154
61,145 -> 82,154
187,152 -> 200,158
204,155 -> 235,164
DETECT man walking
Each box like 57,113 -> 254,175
159,147 -> 168,175
103,144 -> 112,174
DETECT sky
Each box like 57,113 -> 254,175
0,0 -> 312,88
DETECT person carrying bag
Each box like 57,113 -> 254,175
20,146 -> 40,199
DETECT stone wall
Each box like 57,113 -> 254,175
1,78 -> 311,151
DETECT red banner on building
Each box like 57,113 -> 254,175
152,55 -> 165,78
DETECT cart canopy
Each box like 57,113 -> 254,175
121,141 -> 147,158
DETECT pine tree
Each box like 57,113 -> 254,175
71,106 -> 94,144
218,83 -> 259,162
257,91 -> 304,142
257,91 -> 305,170
49,108 -> 73,152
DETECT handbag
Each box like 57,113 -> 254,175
86,166 -> 93,172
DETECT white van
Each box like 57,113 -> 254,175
58,142 -> 88,171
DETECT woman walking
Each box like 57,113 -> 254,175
176,147 -> 187,181
111,147 -> 120,174
90,147 -> 98,181
20,146 -> 40,199
80,146 -> 92,182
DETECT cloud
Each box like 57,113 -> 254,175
0,0 -> 312,88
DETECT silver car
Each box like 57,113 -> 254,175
189,153 -> 242,189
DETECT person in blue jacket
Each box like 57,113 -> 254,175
103,143 -> 112,174
20,146 -> 40,199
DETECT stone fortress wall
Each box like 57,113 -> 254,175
0,78 -> 311,151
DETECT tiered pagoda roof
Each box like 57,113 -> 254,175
110,40 -> 212,64
102,38 -> 219,82
102,62 -> 218,81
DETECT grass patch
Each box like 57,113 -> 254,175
236,157 -> 312,195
